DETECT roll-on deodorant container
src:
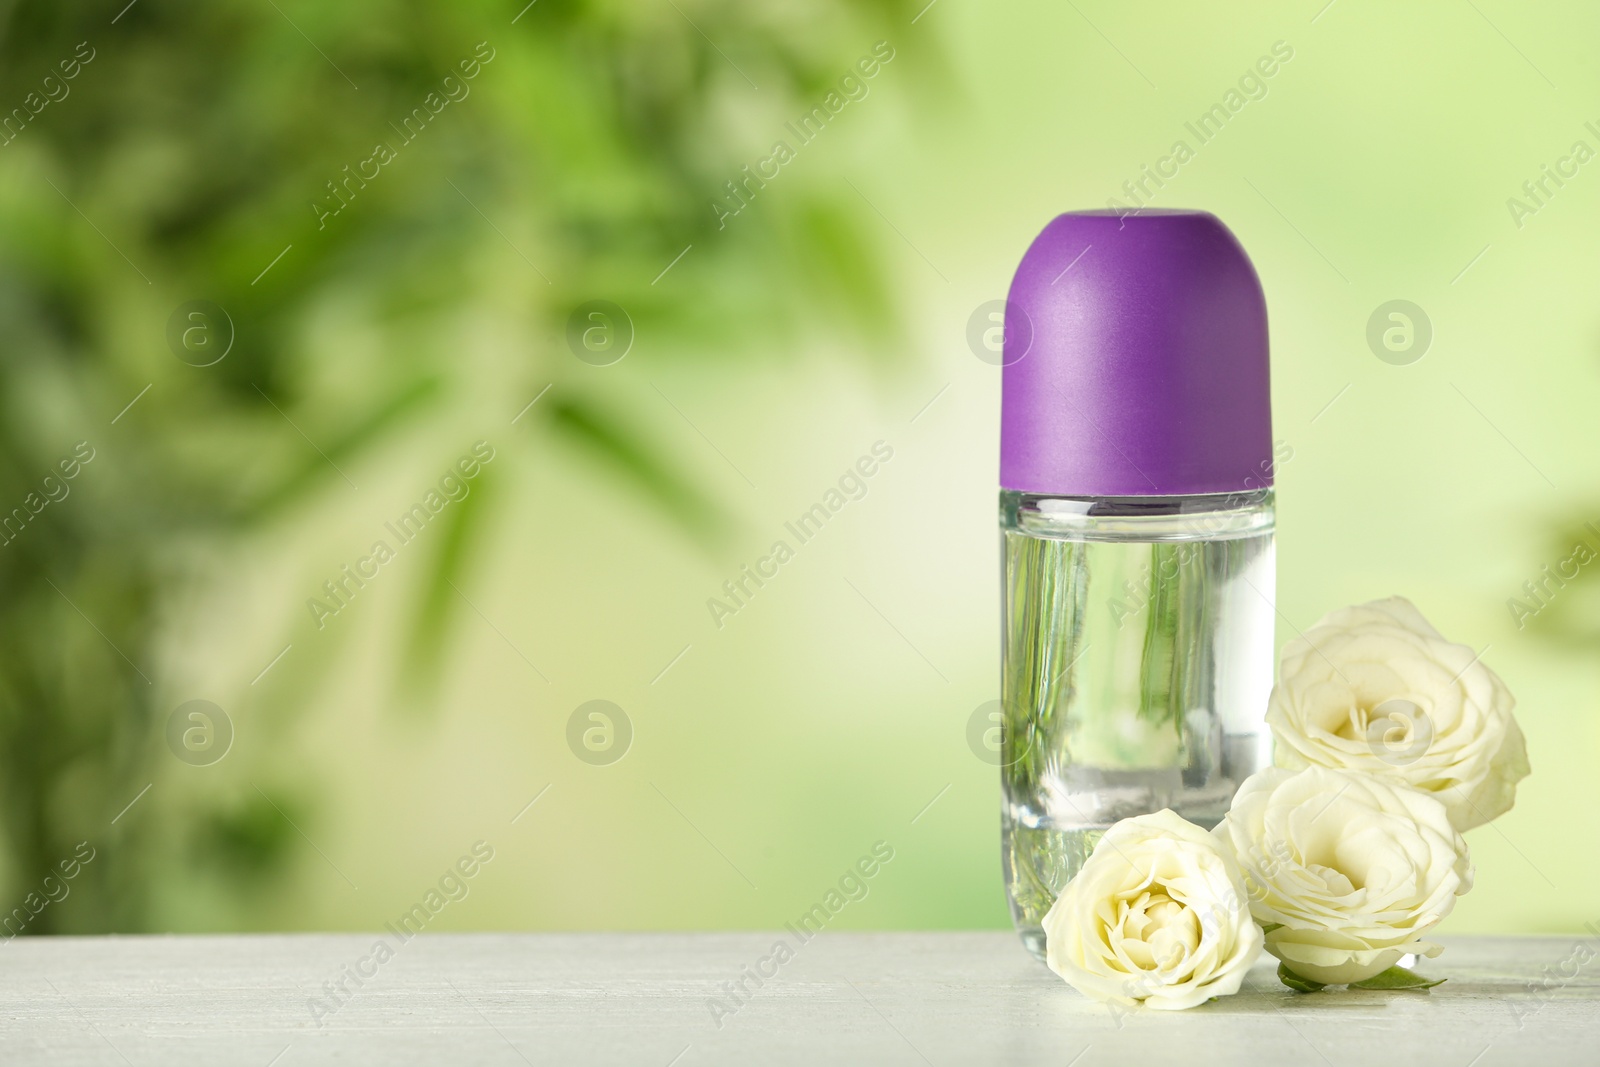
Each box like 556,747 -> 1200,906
997,210 -> 1280,958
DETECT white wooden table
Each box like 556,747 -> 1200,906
1,933 -> 1592,1064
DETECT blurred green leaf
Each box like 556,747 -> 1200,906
242,376 -> 443,522
399,460 -> 497,702
545,395 -> 731,548
197,793 -> 301,880
1522,511 -> 1600,649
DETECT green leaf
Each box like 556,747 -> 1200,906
1349,966 -> 1446,991
1277,962 -> 1326,993
544,396 -> 730,548
242,376 -> 442,521
397,460 -> 498,706
791,199 -> 897,349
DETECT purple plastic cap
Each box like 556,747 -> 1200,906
1000,209 -> 1272,497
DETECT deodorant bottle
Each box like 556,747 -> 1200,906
997,210 -> 1278,959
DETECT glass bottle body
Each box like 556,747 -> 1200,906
999,489 -> 1276,959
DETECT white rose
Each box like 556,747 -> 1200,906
1217,765 -> 1472,985
1265,596 -> 1530,831
1042,809 -> 1262,1010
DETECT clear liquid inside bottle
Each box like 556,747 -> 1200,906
999,489 -> 1275,960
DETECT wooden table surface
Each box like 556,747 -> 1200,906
1,933 -> 1593,1065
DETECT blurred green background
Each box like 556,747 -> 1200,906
0,0 -> 1594,936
